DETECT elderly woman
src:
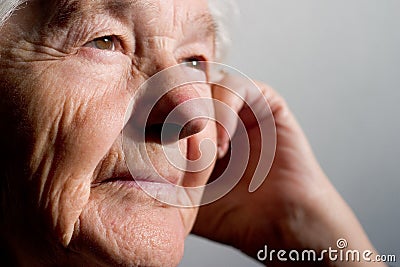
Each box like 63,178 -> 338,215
0,0 -> 384,266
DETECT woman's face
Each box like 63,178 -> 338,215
0,0 -> 216,265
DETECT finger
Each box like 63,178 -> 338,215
212,75 -> 247,158
212,75 -> 280,192
212,74 -> 271,159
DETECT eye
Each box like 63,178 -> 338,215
183,56 -> 207,72
84,36 -> 118,51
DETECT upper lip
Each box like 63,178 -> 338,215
100,174 -> 179,185
94,169 -> 181,186
92,151 -> 181,186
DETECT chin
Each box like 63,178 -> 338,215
67,180 -> 193,267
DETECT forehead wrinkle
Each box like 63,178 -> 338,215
43,0 -> 141,30
38,0 -> 215,37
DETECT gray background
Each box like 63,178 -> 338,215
180,0 -> 400,266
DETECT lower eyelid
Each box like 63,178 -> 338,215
77,47 -> 132,66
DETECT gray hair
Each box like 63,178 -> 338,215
0,0 -> 25,26
208,0 -> 239,61
0,0 -> 238,61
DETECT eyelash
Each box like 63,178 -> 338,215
182,55 -> 208,72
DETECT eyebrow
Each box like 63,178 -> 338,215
103,0 -> 139,20
46,0 -> 80,29
46,0 -> 217,38
189,12 -> 218,39
47,0 -> 138,29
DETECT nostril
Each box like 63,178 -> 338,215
145,118 -> 208,144
145,123 -> 181,143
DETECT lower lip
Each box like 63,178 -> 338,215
108,178 -> 184,205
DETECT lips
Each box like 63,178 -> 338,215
93,167 -> 180,187
97,174 -> 199,207
92,141 -> 177,182
98,175 -> 178,186
90,131 -> 203,206
92,153 -> 204,207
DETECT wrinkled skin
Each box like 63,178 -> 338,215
196,80 -> 385,266
0,0 -> 385,267
0,0 -> 215,266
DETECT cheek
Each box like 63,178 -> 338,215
6,57 -> 132,246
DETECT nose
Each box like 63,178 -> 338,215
127,64 -> 212,143
146,86 -> 210,141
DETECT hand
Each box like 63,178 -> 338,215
192,75 -> 384,266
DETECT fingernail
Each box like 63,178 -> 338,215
217,146 -> 224,159
217,143 -> 228,159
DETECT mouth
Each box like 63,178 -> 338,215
93,170 -> 180,189
93,170 -> 204,207
98,177 -> 197,207
91,163 -> 192,204
92,152 -> 182,187
91,139 -> 200,206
